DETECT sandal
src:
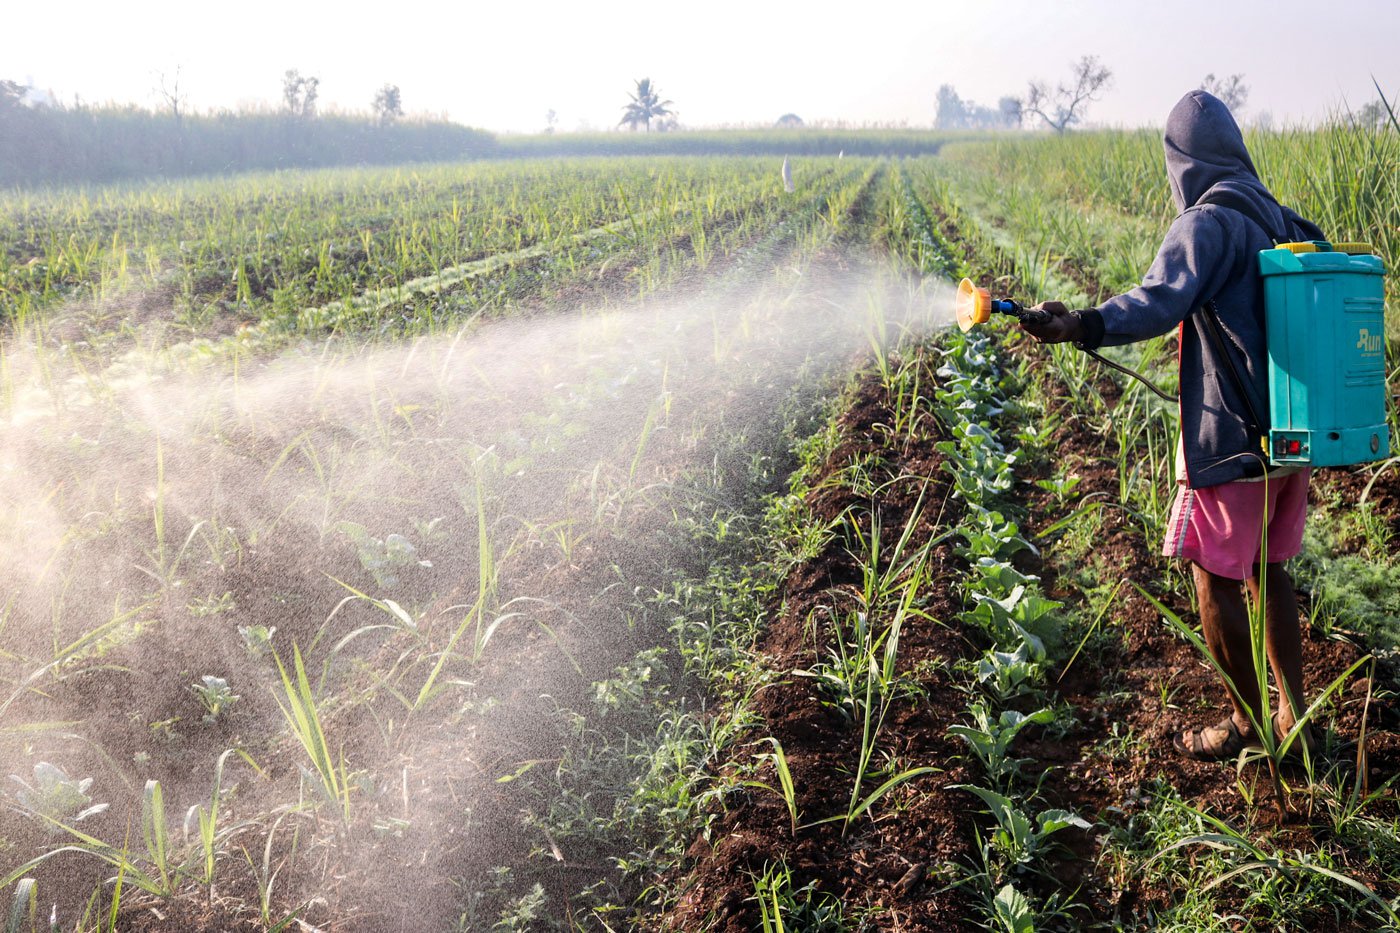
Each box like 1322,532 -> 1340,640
1173,716 -> 1257,761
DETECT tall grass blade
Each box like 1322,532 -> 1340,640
6,880 -> 36,933
273,645 -> 348,823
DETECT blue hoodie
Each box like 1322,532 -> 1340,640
1075,91 -> 1323,488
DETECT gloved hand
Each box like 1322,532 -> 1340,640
1019,301 -> 1084,344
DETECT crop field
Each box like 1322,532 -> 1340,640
1,132 -> 1398,933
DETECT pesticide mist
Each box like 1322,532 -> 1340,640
0,250 -> 954,928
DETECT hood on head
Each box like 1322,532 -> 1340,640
1163,90 -> 1260,212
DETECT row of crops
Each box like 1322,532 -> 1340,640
2,124 -> 1399,930
0,157 -> 846,339
0,155 -> 934,930
657,146 -> 1400,930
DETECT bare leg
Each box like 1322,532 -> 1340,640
1193,562 -> 1262,735
1246,563 -> 1309,742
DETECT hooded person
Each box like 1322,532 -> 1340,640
1023,90 -> 1324,761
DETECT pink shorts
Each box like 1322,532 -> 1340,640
1162,470 -> 1311,580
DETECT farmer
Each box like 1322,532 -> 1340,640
1021,90 -> 1324,760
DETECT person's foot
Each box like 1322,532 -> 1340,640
1273,711 -> 1316,758
1173,715 -> 1258,761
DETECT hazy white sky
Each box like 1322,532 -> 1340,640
9,0 -> 1399,132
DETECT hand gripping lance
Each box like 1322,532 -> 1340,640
954,275 -> 1178,404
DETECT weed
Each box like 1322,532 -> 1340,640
1151,805 -> 1400,927
743,738 -> 798,834
272,645 -> 352,825
750,860 -> 859,933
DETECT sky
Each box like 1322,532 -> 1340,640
7,0 -> 1399,133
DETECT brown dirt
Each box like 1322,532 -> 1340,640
664,353 -> 983,932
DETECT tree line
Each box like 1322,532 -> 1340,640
0,71 -> 490,187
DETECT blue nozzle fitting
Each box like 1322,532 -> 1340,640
993,298 -> 1051,326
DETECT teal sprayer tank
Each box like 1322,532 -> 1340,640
1259,241 -> 1390,467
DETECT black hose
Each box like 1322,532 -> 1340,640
1079,347 -> 1180,404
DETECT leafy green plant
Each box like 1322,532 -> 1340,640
494,883 -> 547,931
955,506 -> 1033,563
937,422 -> 1018,501
957,784 -> 1089,870
9,763 -> 108,832
992,882 -> 1036,933
336,521 -> 431,589
975,644 -> 1045,704
948,703 -> 1054,791
963,585 -> 1061,659
192,675 -> 240,723
238,624 -> 276,657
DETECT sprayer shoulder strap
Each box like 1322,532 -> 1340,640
1192,187 -> 1288,439
1193,188 -> 1289,245
1189,188 -> 1278,441
1199,298 -> 1267,439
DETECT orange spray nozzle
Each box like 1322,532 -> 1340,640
955,278 -> 993,332
954,277 -> 1047,331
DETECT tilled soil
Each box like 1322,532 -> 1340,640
666,355 -> 983,932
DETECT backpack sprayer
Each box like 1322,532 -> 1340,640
954,235 -> 1393,470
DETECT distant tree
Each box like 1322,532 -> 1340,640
619,78 -> 673,132
998,96 -> 1022,128
1357,98 -> 1397,131
544,108 -> 558,134
1200,73 -> 1249,113
1021,55 -> 1113,133
775,112 -> 804,128
0,79 -> 26,114
372,84 -> 403,125
156,67 -> 186,127
936,85 -> 1021,130
282,69 -> 320,118
934,85 -> 967,129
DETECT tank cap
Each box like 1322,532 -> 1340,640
1332,242 -> 1375,255
1276,242 -> 1320,254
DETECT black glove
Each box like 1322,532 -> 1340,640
1019,302 -> 1085,344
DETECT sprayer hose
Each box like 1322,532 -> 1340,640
1080,347 -> 1179,404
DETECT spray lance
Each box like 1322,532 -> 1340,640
954,234 -> 1393,469
953,277 -> 1178,403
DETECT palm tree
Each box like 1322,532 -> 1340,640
619,78 -> 674,132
